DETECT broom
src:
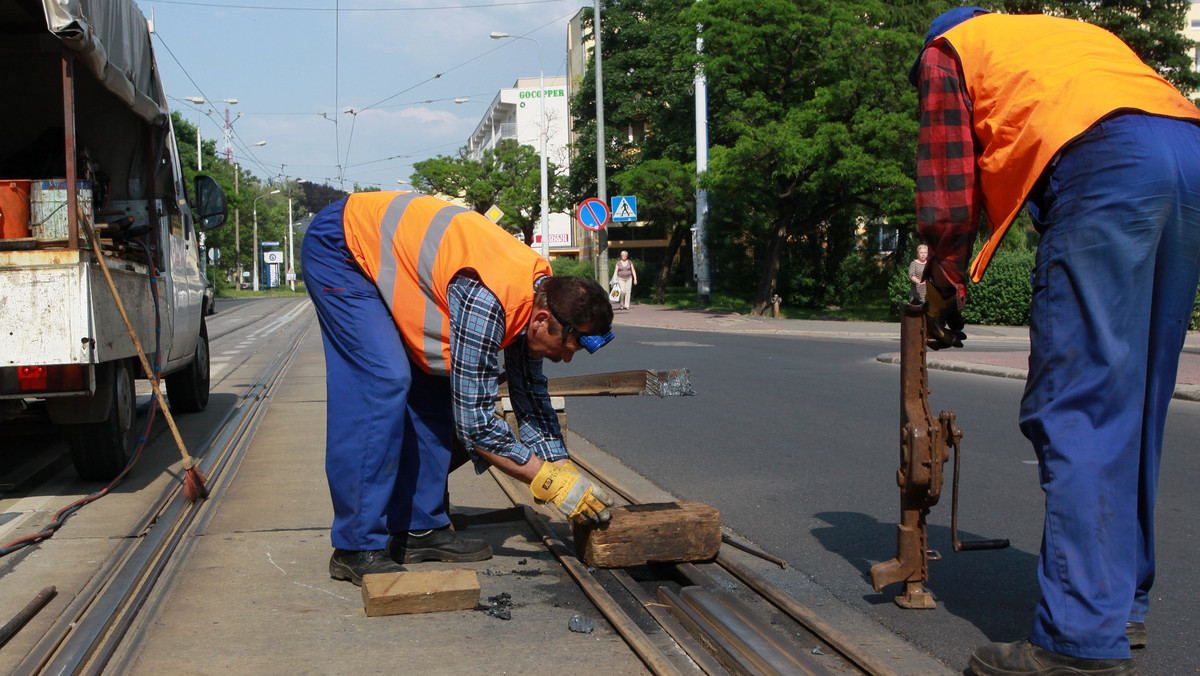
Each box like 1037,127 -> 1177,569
80,207 -> 208,501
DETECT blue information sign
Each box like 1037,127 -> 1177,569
611,196 -> 637,222
576,198 -> 610,231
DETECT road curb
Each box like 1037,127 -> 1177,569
876,354 -> 1200,402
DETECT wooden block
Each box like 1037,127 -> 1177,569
573,502 -> 721,568
361,569 -> 480,617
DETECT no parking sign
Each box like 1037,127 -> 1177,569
576,198 -> 610,232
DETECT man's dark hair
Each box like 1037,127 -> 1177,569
536,276 -> 613,335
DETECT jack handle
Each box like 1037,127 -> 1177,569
943,411 -> 1010,553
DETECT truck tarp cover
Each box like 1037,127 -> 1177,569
41,0 -> 167,125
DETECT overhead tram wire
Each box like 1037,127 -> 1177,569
153,2 -> 575,190
334,10 -> 572,184
154,30 -> 274,176
143,0 -> 566,11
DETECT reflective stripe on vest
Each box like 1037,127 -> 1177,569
342,191 -> 550,375
934,14 -> 1200,282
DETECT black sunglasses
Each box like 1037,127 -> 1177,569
547,306 -> 614,354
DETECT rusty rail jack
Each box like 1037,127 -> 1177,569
870,302 -> 1009,609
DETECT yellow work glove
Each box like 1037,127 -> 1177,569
530,460 -> 613,526
925,282 -> 966,350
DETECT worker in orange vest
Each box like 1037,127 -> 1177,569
912,8 -> 1200,675
302,191 -> 614,586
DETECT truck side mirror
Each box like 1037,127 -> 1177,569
194,175 -> 228,231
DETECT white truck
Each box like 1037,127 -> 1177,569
0,0 -> 228,480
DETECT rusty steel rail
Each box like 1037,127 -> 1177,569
659,585 -> 832,676
485,469 -> 686,676
565,453 -> 891,676
14,315 -> 313,675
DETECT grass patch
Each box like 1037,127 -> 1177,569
219,285 -> 309,299
645,286 -> 899,323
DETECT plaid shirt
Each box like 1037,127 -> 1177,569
447,274 -> 566,472
916,43 -> 982,303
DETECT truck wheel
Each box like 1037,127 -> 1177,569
67,360 -> 136,482
167,319 -> 210,413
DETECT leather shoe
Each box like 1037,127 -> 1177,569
389,526 -> 492,563
1125,622 -> 1146,649
969,640 -> 1135,675
328,549 -> 404,586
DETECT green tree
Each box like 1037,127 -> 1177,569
611,159 -> 694,302
682,0 -> 921,315
570,1 -> 707,295
412,139 -> 568,247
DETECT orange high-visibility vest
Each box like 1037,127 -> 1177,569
341,192 -> 552,375
933,14 -> 1200,282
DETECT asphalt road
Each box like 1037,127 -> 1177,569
550,324 -> 1200,675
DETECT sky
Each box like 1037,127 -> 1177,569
138,0 -> 587,191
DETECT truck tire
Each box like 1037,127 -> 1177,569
167,319 -> 210,413
67,360 -> 136,482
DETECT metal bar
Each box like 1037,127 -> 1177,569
713,555 -> 900,676
658,586 -> 762,676
609,568 -> 729,676
62,50 -> 79,249
947,413 -> 1010,553
721,531 -> 787,569
676,586 -> 830,676
487,469 -> 685,676
0,587 -> 57,649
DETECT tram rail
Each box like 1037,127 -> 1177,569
12,311 -> 314,675
4,301 -> 934,675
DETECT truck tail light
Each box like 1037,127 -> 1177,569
18,365 -> 84,392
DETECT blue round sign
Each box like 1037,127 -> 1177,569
576,198 -> 610,232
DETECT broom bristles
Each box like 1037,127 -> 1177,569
183,467 -> 209,502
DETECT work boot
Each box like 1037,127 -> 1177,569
328,549 -> 404,587
389,525 -> 492,563
1125,622 -> 1147,649
969,640 -> 1136,676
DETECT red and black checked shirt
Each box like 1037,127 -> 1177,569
916,43 -> 982,303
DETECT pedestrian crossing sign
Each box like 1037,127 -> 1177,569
611,196 -> 638,222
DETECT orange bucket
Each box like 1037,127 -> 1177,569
0,180 -> 31,239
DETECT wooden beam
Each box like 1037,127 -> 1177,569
573,502 -> 722,568
361,569 -> 480,617
497,369 -> 693,398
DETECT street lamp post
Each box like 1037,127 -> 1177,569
491,31 -> 550,261
234,141 -> 268,290
287,179 -> 307,291
181,96 -> 205,170
253,189 -> 280,292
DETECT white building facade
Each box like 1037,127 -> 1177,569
466,75 -> 577,254
1189,2 -> 1200,71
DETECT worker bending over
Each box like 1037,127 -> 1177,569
302,191 -> 614,586
912,8 -> 1200,675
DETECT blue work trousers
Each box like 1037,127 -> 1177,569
1020,114 -> 1200,659
301,199 -> 454,551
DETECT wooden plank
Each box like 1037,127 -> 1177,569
361,569 -> 480,617
496,369 -> 693,398
574,502 -> 722,568
497,370 -> 650,398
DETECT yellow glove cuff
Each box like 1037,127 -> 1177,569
530,460 -> 575,504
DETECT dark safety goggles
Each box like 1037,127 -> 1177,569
549,307 -> 615,354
